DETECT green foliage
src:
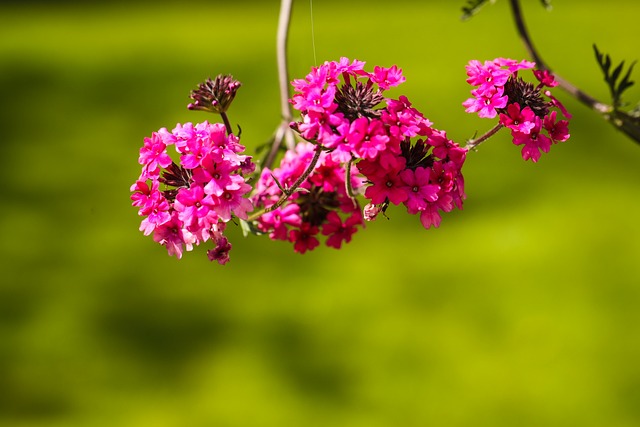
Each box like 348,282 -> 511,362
461,0 -> 494,20
593,44 -> 640,143
593,44 -> 636,108
461,0 -> 551,20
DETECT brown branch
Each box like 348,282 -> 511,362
264,0 -> 297,171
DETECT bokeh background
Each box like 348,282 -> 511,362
1,0 -> 639,426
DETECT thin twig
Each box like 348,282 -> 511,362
264,0 -> 297,170
247,145 -> 323,221
508,0 -> 610,114
465,123 -> 504,150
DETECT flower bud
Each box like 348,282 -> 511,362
188,74 -> 241,114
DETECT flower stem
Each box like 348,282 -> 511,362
465,123 -> 504,150
264,0 -> 296,170
220,112 -> 233,135
344,156 -> 360,208
247,144 -> 323,221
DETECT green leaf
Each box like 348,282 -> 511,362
539,0 -> 552,10
593,44 -> 637,107
618,62 -> 637,98
461,0 -> 494,21
610,61 -> 625,88
240,219 -> 265,237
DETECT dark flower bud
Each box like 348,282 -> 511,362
188,74 -> 241,114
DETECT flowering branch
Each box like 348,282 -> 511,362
131,3 -> 583,264
246,143 -> 323,221
507,0 -> 640,144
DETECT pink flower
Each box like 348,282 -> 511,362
132,121 -> 255,263
174,185 -> 210,225
130,179 -> 159,211
207,235 -> 232,265
346,117 -> 390,160
419,203 -> 442,229
208,177 -> 253,221
419,193 -> 454,229
512,119 -> 552,162
321,212 -> 362,249
465,59 -> 511,94
152,214 -> 193,259
252,140 -> 365,253
291,85 -> 336,113
259,204 -> 302,241
371,65 -> 406,90
138,132 -> 173,178
463,87 -> 508,118
138,191 -> 171,236
399,167 -> 440,214
464,57 -> 571,162
495,58 -> 535,72
543,111 -> 570,143
533,69 -> 558,87
290,223 -> 320,254
382,95 -> 431,141
363,161 -> 409,205
544,90 -> 573,119
499,103 -> 536,134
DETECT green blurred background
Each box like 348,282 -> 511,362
1,0 -> 639,426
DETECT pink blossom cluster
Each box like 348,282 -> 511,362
463,58 -> 570,162
130,121 -> 255,263
287,57 -> 467,231
252,142 -> 364,254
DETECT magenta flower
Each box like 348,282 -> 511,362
382,95 -> 431,141
252,141 -> 365,254
138,132 -> 173,178
207,235 -> 232,265
259,204 -> 302,241
364,165 -> 409,205
465,59 -> 511,95
290,223 -> 320,254
371,64 -> 406,90
253,58 -> 469,251
512,119 -> 552,162
464,57 -> 571,161
321,211 -> 362,249
138,193 -> 171,236
131,120 -> 255,263
543,111 -> 570,142
152,214 -> 194,259
208,177 -> 253,221
174,185 -> 210,225
346,117 -> 390,160
130,179 -> 159,212
499,103 -> 536,134
419,203 -> 442,230
533,69 -> 558,87
399,167 -> 440,214
463,87 -> 509,118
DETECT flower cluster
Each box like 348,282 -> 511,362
131,58 -> 571,264
130,121 -> 255,263
252,142 -> 364,253
463,58 -> 570,162
286,57 -> 467,231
